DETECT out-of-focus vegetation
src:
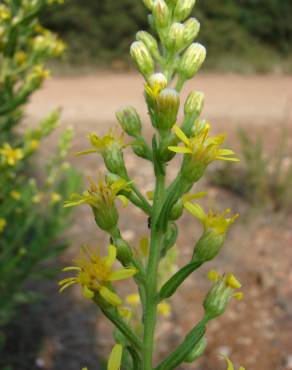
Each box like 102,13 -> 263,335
0,0 -> 80,358
43,0 -> 292,72
209,128 -> 292,211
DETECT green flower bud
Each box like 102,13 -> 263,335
153,0 -> 171,29
179,42 -> 206,79
130,41 -> 155,79
193,230 -> 225,263
156,88 -> 180,132
116,106 -> 142,137
115,238 -> 133,265
136,31 -> 161,61
185,336 -> 207,363
184,91 -> 205,117
203,270 -> 243,320
166,22 -> 185,52
174,0 -> 196,22
183,18 -> 200,46
169,197 -> 184,220
143,0 -> 154,10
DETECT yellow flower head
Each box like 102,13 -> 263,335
51,192 -> 62,203
59,244 -> 137,306
64,177 -> 130,209
184,201 -> 239,235
28,65 -> 51,82
204,269 -> 243,319
144,72 -> 168,100
168,123 -> 239,165
15,51 -> 27,66
79,128 -> 126,156
157,302 -> 171,318
10,191 -> 21,200
223,355 -> 246,370
0,218 -> 7,233
0,143 -> 23,166
0,5 -> 11,21
126,293 -> 141,306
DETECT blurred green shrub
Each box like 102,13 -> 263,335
209,128 -> 292,211
43,0 -> 292,71
0,0 -> 80,341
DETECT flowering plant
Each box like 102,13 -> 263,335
0,0 -> 80,337
62,0 -> 245,369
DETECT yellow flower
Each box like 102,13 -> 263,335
0,218 -> 7,233
79,129 -> 126,156
126,293 -> 140,306
184,201 -> 239,235
29,140 -> 40,151
51,192 -> 62,203
107,344 -> 123,370
0,143 -> 23,166
223,355 -> 246,370
59,245 -> 137,306
0,5 -> 11,20
157,302 -> 171,318
144,72 -> 168,100
28,65 -> 51,82
15,51 -> 27,66
10,191 -> 21,200
32,193 -> 43,204
168,124 -> 239,164
204,270 -> 243,319
65,177 -> 130,231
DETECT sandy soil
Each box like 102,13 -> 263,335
13,73 -> 292,370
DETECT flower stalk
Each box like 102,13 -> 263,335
60,0 -> 246,369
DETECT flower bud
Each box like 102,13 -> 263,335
174,0 -> 196,22
203,271 -> 243,320
93,203 -> 119,232
136,31 -> 161,61
156,88 -> 180,132
166,0 -> 179,8
130,41 -> 155,79
114,238 -> 133,265
145,72 -> 168,100
153,0 -> 171,29
185,336 -> 207,363
166,22 -> 185,52
183,18 -> 200,46
193,230 -> 225,262
179,43 -> 206,79
143,0 -> 154,10
131,137 -> 150,160
184,91 -> 204,117
169,198 -> 183,220
116,106 -> 142,137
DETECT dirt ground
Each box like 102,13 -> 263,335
15,72 -> 292,370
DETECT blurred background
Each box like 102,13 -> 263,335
2,1 -> 292,370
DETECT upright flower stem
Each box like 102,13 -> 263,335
143,171 -> 165,370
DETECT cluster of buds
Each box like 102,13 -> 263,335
60,0 -> 246,369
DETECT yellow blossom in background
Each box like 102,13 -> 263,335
10,191 -> 21,200
59,245 -> 137,306
0,218 -> 7,233
157,302 -> 171,318
32,193 -> 43,204
107,344 -> 123,370
28,65 -> 51,82
0,5 -> 11,21
0,143 -> 23,166
28,140 -> 40,151
51,192 -> 62,203
168,124 -> 239,165
126,293 -> 141,306
184,201 -> 239,235
223,356 -> 246,370
15,51 -> 27,66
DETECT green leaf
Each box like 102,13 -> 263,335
159,260 -> 202,300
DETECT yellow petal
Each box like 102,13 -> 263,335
172,124 -> 189,145
76,149 -> 97,156
168,146 -> 191,154
139,237 -> 149,257
216,156 -> 240,162
207,270 -> 221,282
226,273 -> 241,289
157,302 -> 171,317
184,202 -> 206,222
104,244 -> 117,268
99,286 -> 122,306
118,307 -> 132,320
109,267 -> 137,281
107,344 -> 123,370
183,192 -> 207,202
126,293 -> 140,306
223,356 -> 234,370
117,194 -> 129,207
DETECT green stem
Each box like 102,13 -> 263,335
143,172 -> 165,370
